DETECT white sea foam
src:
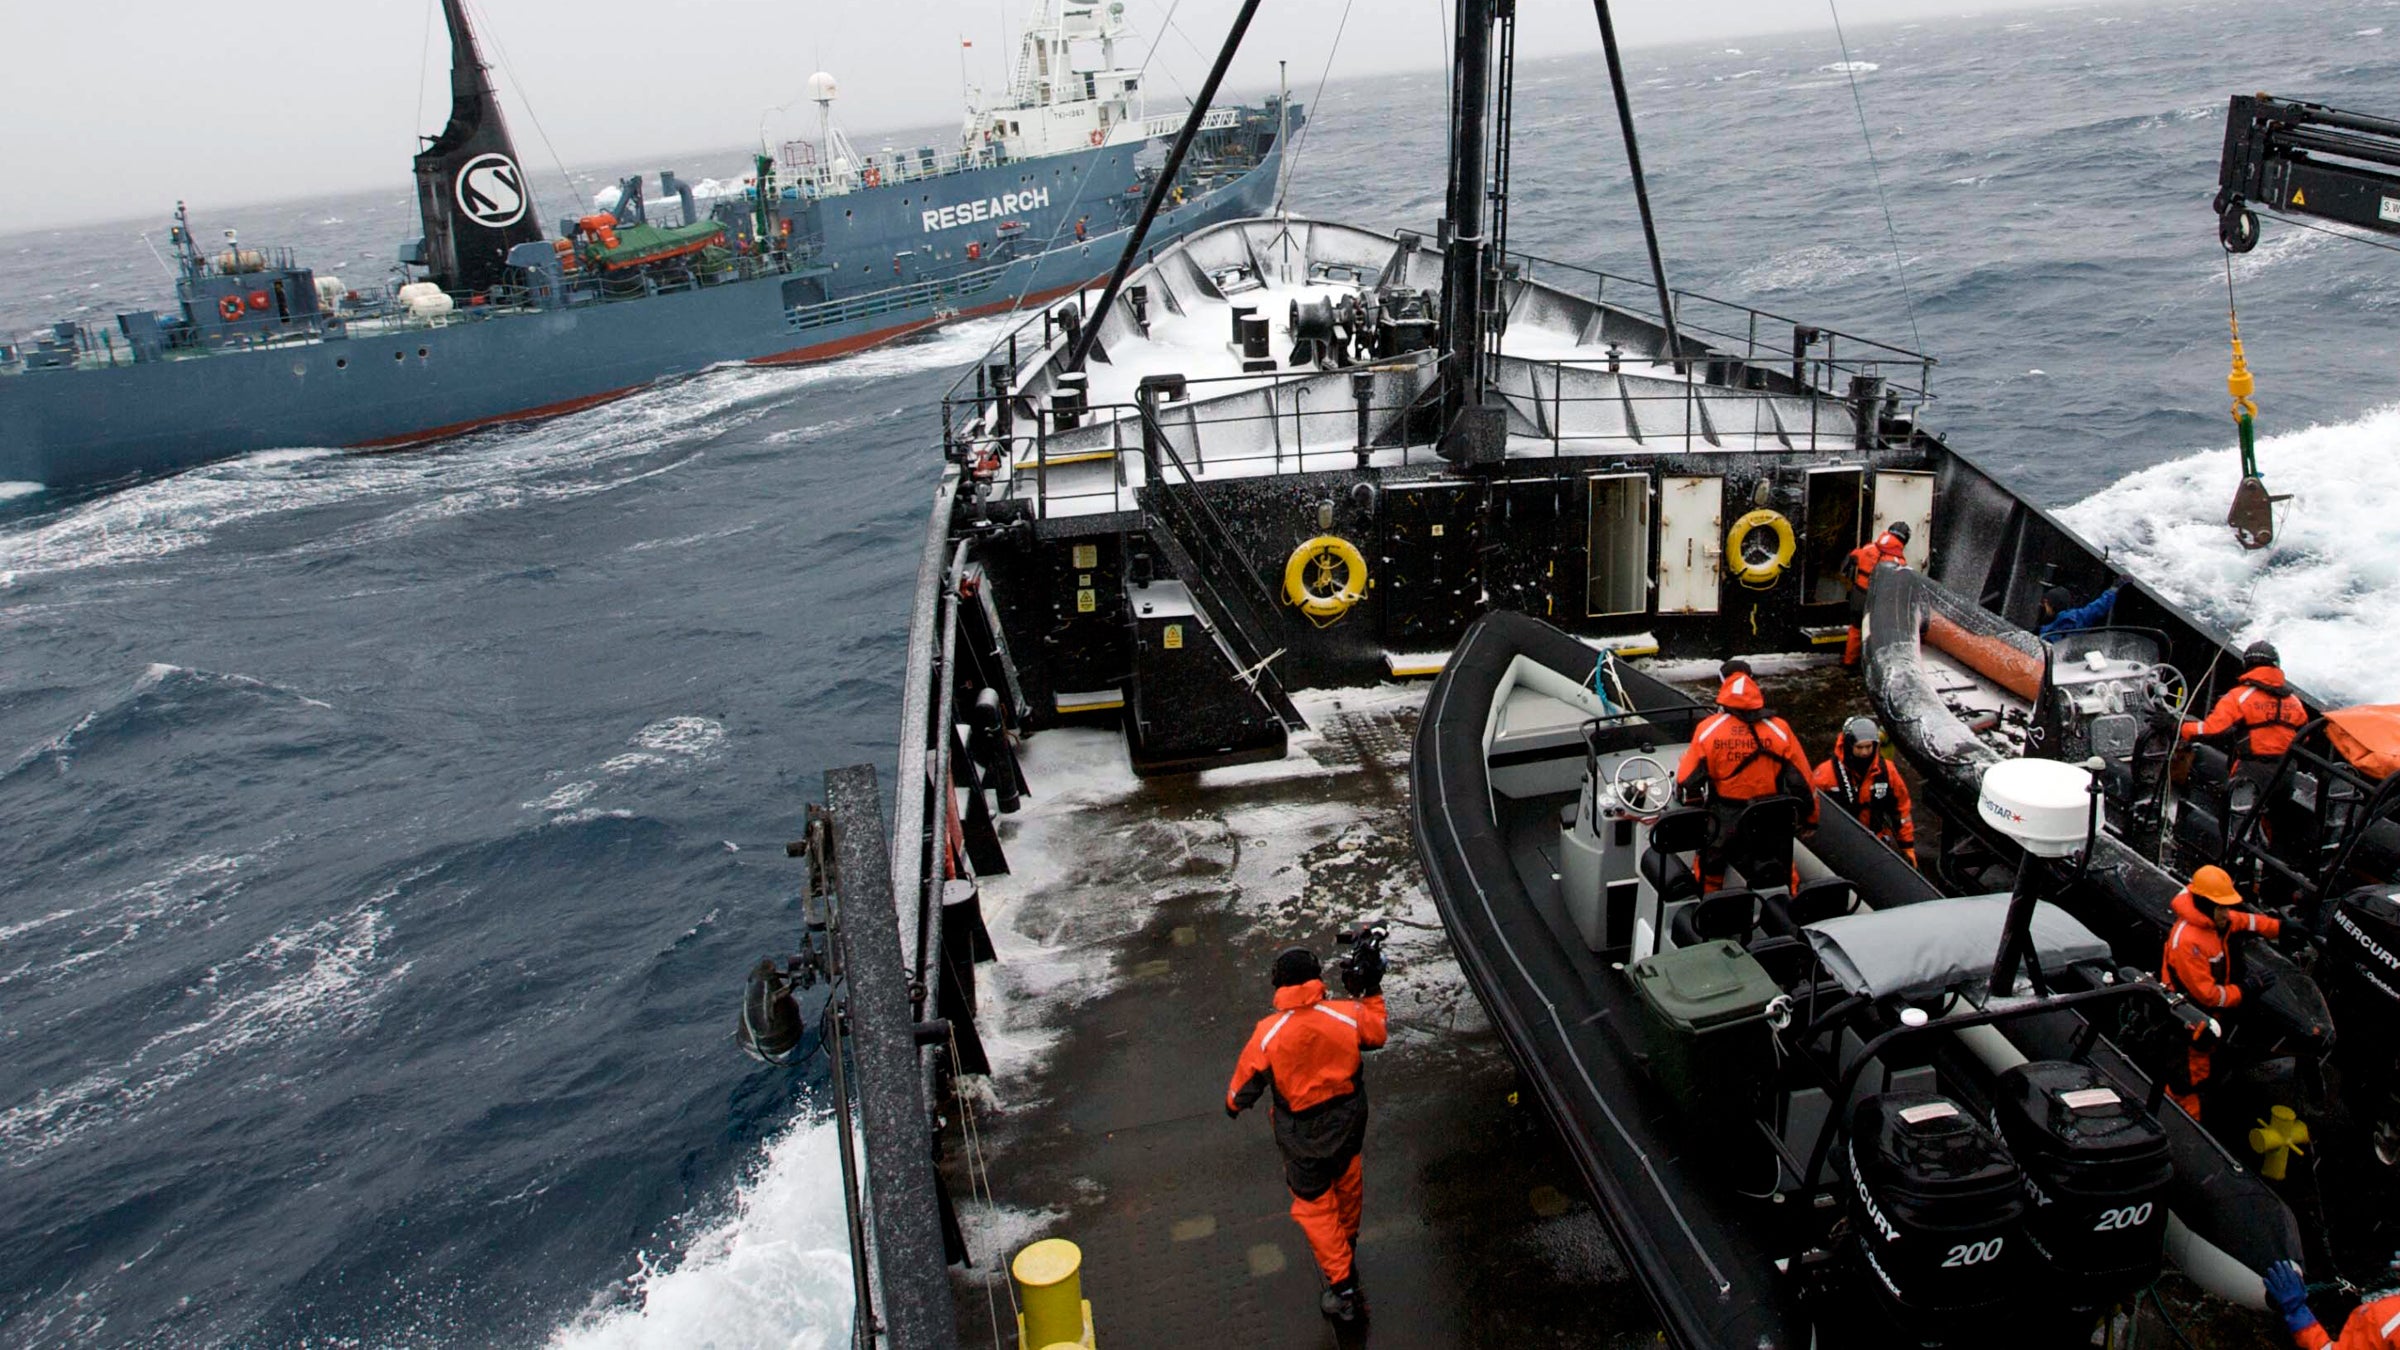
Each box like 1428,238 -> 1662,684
2057,402 -> 2400,705
1819,60 -> 1880,73
0,901 -> 405,1161
0,314 -> 1021,583
0,481 -> 43,501
543,1112 -> 856,1350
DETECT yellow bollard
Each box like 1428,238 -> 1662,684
1012,1237 -> 1096,1349
2248,1105 -> 2311,1182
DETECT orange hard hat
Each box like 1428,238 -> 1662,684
2189,865 -> 2244,907
1715,671 -> 1764,712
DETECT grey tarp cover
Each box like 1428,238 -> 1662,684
1804,894 -> 2111,997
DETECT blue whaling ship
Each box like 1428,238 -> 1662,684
0,0 -> 1297,491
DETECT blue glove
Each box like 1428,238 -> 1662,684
2264,1259 -> 2317,1336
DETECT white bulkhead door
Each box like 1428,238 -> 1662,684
1872,470 -> 1936,568
1656,474 -> 1723,614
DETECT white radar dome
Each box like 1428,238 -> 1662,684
807,72 -> 839,102
1977,758 -> 2093,858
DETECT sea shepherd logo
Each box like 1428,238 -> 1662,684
922,186 -> 1051,233
455,153 -> 530,229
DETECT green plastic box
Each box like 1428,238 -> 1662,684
1628,940 -> 1780,1125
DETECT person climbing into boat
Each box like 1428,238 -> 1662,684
1840,521 -> 1911,668
2159,863 -> 2285,1119
1674,666 -> 1818,892
1225,943 -> 1388,1324
2266,1257 -> 2400,1349
2181,640 -> 2307,771
2037,579 -> 2123,638
1813,715 -> 1917,866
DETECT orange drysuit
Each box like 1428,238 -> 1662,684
1226,978 -> 1388,1283
2158,887 -> 2282,1117
2181,664 -> 2307,766
1842,530 -> 1909,666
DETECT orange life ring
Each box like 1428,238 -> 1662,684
863,166 -> 882,188
247,290 -> 271,311
1089,129 -> 1105,147
218,295 -> 243,321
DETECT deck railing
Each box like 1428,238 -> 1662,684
953,345 -> 1929,522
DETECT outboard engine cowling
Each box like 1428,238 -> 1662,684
1844,1092 -> 2026,1338
1991,1061 -> 2170,1318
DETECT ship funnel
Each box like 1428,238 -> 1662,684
412,0 -> 546,295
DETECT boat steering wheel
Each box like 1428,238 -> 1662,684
1610,754 -> 1671,816
2145,662 -> 2188,715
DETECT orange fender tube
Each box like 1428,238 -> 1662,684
1926,612 -> 2043,702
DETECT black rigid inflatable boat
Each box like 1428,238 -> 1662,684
1413,610 -> 2303,1347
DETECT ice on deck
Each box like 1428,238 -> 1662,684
959,218 -> 1885,520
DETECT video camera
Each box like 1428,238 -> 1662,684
1336,922 -> 1390,996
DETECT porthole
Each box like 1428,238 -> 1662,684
335,357 -> 347,370
418,346 -> 429,358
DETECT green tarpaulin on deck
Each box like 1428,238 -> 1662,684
585,220 -> 726,270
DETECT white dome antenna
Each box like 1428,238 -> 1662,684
807,72 -> 839,105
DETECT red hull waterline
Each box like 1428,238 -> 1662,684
342,278 -> 1099,453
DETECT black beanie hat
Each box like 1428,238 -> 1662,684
1271,946 -> 1322,988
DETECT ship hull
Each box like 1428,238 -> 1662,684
0,138 -> 1285,490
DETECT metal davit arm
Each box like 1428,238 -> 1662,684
1065,0 -> 1267,372
2216,93 -> 2400,251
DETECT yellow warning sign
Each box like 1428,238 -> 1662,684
1072,544 -> 1098,569
1076,588 -> 1096,613
1430,523 -> 1445,537
2293,187 -> 2308,206
1164,624 -> 1184,650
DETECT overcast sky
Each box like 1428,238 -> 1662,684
3,0 -> 2095,232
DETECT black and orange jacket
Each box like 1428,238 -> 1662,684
2297,1291 -> 2400,1348
2160,889 -> 2283,1010
2181,664 -> 2307,763
1676,713 -> 1820,824
1227,979 -> 1388,1195
1812,751 -> 1914,845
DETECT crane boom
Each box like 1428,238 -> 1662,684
2216,92 -> 2400,250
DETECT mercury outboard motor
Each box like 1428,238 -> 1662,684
2320,886 -> 2400,1161
1844,1092 -> 2027,1341
737,957 -> 807,1063
1991,1062 -> 2171,1321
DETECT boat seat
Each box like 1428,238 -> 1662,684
1640,806 -> 1714,907
1762,877 -> 1855,937
1724,795 -> 1802,895
1670,888 -> 1760,949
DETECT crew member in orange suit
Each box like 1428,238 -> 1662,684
2158,864 -> 2284,1120
1813,716 -> 1917,866
2182,640 -> 2307,770
2267,1258 -> 2400,1349
1675,664 -> 1818,892
1841,521 -> 1911,668
1227,944 -> 1387,1324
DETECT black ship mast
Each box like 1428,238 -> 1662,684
412,0 -> 545,295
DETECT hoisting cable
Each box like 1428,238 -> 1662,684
2224,253 -> 2260,482
464,0 -> 580,205
1827,0 -> 1925,361
1274,0 -> 1358,213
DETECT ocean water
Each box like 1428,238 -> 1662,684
6,0 -> 2400,1343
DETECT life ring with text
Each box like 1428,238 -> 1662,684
862,166 -> 882,188
218,295 -> 244,321
1090,129 -> 1105,147
1725,509 -> 1796,587
1283,535 -> 1369,623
